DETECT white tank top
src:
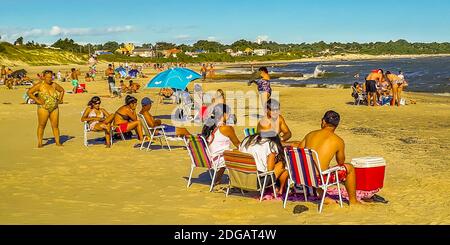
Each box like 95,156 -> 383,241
208,125 -> 231,157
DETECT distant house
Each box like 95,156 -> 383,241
253,49 -> 270,56
319,49 -> 333,55
225,48 -> 234,54
244,48 -> 253,55
94,50 -> 113,55
162,48 -> 182,58
132,48 -> 156,58
185,49 -> 208,58
230,51 -> 243,57
185,51 -> 198,58
115,43 -> 135,55
195,49 -> 207,54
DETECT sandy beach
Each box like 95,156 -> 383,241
0,63 -> 449,224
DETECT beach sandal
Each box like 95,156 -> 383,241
293,205 -> 309,214
363,194 -> 389,204
371,194 -> 389,204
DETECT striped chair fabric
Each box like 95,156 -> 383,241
186,135 -> 212,168
243,128 -> 257,137
223,151 -> 257,174
284,146 -> 320,188
224,150 -> 277,201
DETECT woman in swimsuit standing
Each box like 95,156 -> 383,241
81,96 -> 115,147
248,67 -> 272,114
27,70 -> 65,148
385,71 -> 403,106
113,95 -> 144,141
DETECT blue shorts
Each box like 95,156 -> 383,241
162,124 -> 176,133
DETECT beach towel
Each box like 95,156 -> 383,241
258,187 -> 381,202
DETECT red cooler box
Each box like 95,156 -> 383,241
76,84 -> 86,93
350,157 -> 386,191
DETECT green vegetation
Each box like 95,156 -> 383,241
0,42 -> 87,65
1,38 -> 450,66
98,39 -> 450,63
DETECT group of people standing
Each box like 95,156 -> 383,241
358,69 -> 408,106
200,63 -> 215,81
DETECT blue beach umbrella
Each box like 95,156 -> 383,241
146,68 -> 201,90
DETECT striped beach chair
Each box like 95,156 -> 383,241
184,135 -> 218,192
243,128 -> 257,137
223,150 -> 277,202
138,113 -> 171,151
283,147 -> 344,213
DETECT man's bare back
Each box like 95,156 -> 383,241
366,72 -> 383,82
298,110 -> 359,205
300,128 -> 345,171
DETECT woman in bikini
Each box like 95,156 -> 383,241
385,71 -> 403,106
27,70 -> 65,148
113,95 -> 144,141
81,96 -> 115,147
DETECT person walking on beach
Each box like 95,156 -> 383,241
105,64 -> 115,97
248,67 -> 272,113
365,69 -> 384,106
296,111 -> 360,206
201,64 -> 207,81
209,63 -> 215,78
70,68 -> 80,94
27,70 -> 65,148
56,71 -> 62,81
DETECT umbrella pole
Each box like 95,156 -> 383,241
153,88 -> 162,116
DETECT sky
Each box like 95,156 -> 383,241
1,0 -> 449,45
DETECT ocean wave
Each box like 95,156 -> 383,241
278,74 -> 315,80
433,93 -> 450,97
322,64 -> 356,68
218,69 -> 253,74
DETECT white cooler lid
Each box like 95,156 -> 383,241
351,157 -> 386,168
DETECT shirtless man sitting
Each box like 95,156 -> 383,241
257,99 -> 292,142
365,69 -> 384,107
296,110 -> 359,205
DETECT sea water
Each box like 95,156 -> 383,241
270,56 -> 450,93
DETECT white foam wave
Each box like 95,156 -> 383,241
433,93 -> 450,97
278,74 -> 315,81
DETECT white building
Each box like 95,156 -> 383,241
132,48 -> 156,58
225,48 -> 234,54
253,49 -> 270,56
230,51 -> 244,57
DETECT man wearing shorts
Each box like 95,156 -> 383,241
297,110 -> 359,205
200,64 -> 207,81
105,64 -> 115,97
365,69 -> 384,106
71,68 -> 79,93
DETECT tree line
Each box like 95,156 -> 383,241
2,36 -> 450,62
